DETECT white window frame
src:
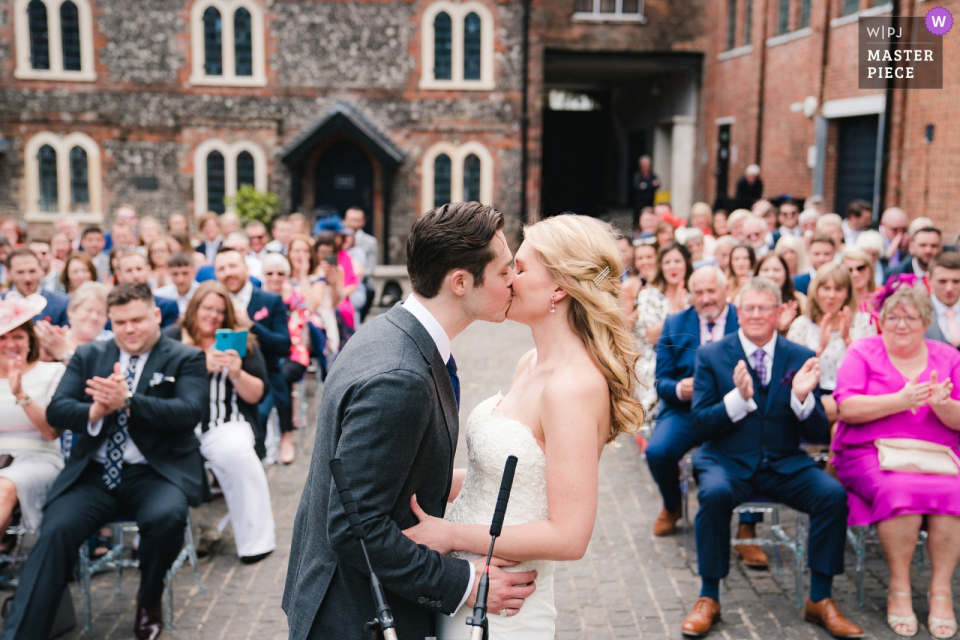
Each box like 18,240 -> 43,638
193,139 -> 268,216
420,141 -> 494,214
572,0 -> 646,23
23,131 -> 102,223
419,1 -> 495,91
14,0 -> 96,81
189,0 -> 267,87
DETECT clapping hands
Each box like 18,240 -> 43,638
86,362 -> 129,423
733,360 -> 754,401
929,371 -> 953,408
791,357 -> 821,403
898,370 -> 953,414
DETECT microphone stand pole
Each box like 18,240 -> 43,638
466,455 -> 518,640
329,459 -> 398,640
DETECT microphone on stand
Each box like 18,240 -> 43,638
329,458 -> 398,640
466,455 -> 519,640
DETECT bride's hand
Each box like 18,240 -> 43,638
402,495 -> 457,555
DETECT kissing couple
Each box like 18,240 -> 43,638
283,202 -> 644,639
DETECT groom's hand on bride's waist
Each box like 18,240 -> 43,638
465,557 -> 537,617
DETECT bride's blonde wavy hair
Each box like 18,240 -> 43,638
523,214 -> 645,443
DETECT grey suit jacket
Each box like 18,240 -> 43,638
282,303 -> 471,640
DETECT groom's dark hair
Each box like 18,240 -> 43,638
407,202 -> 505,298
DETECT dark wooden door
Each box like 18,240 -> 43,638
835,115 -> 878,216
314,140 -> 373,230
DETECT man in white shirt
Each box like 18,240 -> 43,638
264,216 -> 292,255
841,199 -> 872,247
887,226 -> 942,279
927,252 -> 960,348
344,207 -> 378,271
246,221 -> 271,262
152,251 -> 198,315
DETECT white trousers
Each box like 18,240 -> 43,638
198,420 -> 276,558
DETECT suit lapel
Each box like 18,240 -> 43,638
725,305 -> 739,334
136,335 -> 167,395
682,308 -> 700,349
764,336 -> 789,415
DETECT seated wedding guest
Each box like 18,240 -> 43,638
195,212 -> 222,263
654,221 -> 676,249
712,235 -> 738,274
690,202 -> 718,256
833,283 -> 960,638
799,208 -> 821,245
648,267 -> 765,561
816,213 -> 846,253
879,207 -> 911,274
682,278 -> 861,639
313,230 -> 354,340
288,212 -> 308,236
165,282 -> 275,562
0,218 -> 23,247
772,200 -> 802,247
743,215 -> 770,258
677,228 -> 710,267
842,248 -> 877,302
635,243 -> 693,420
261,253 -> 311,464
725,244 -> 756,304
110,221 -> 137,252
755,253 -> 805,335
167,212 -> 189,234
794,234 -> 838,295
725,209 -> 753,243
246,221 -> 270,263
27,238 -> 59,294
146,237 -> 172,288
214,247 -> 290,459
621,243 -> 657,321
219,212 -> 242,237
167,230 -> 192,254
49,232 -> 71,271
0,284 -> 208,640
926,252 -> 960,348
115,251 -> 180,328
787,263 -> 876,423
35,282 -> 113,365
0,298 -> 66,536
617,237 -> 639,318
712,210 -> 729,237
137,216 -> 162,253
265,216 -> 292,255
2,249 -> 69,327
223,231 -> 263,282
855,230 -> 887,287
60,252 -> 97,294
887,226 -> 943,279
153,252 -> 199,316
80,225 -> 111,281
774,233 -> 808,277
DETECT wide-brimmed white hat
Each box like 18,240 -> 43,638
0,296 -> 46,337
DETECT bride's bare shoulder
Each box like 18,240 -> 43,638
542,357 -> 608,417
511,348 -> 538,379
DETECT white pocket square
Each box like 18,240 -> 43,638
148,373 -> 176,386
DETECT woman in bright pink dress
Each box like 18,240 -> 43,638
833,282 -> 960,638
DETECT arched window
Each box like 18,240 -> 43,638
236,151 -> 255,188
463,12 -> 481,81
59,1 -> 80,71
27,0 -> 50,70
69,145 -> 88,205
203,6 -> 222,76
37,144 -> 58,212
463,154 -> 481,202
433,154 -> 452,207
207,150 -> 226,213
234,7 -> 252,77
433,12 -> 452,81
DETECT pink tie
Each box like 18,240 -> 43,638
946,309 -> 960,347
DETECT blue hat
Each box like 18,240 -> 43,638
313,216 -> 348,235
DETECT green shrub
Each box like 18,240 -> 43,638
227,185 -> 280,226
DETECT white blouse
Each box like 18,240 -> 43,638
0,361 -> 66,452
786,312 -> 876,391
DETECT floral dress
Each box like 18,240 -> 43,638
786,312 -> 877,392
634,287 -> 688,421
283,286 -> 311,367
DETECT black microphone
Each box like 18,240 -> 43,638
329,459 -> 398,640
466,455 -> 519,640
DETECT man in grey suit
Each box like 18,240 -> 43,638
925,252 -> 960,348
283,202 -> 537,640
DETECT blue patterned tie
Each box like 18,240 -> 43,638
446,355 -> 460,410
102,355 -> 139,489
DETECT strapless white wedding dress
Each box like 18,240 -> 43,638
437,394 -> 556,640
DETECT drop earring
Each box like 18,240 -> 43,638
549,295 -> 556,313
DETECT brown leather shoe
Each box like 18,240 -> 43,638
681,597 -> 721,637
734,523 -> 768,568
134,605 -> 163,640
804,597 -> 864,638
653,507 -> 682,536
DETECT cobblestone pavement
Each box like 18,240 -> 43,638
34,318 -> 957,638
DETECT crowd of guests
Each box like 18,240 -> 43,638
621,197 -> 960,639
0,204 -> 378,640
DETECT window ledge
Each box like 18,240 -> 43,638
766,26 -> 812,47
718,44 -> 753,61
14,69 -> 97,82
571,12 -> 647,24
24,211 -> 103,224
188,74 -> 267,88
831,2 -> 892,28
418,78 -> 497,91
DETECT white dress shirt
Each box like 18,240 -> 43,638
911,257 -> 927,278
264,239 -> 287,255
778,225 -> 802,238
153,281 -> 199,315
932,296 -> 960,342
231,280 -> 254,313
400,293 -> 473,615
842,219 -> 861,247
723,329 -> 815,423
245,255 -> 263,282
88,347 -> 153,465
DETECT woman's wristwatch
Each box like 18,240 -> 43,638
59,350 -> 75,364
16,395 -> 32,407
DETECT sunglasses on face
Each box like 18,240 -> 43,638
249,234 -> 266,240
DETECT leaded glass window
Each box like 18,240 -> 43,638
207,150 -> 226,213
433,154 -> 451,207
60,1 -> 81,71
27,0 -> 50,70
433,12 -> 452,80
463,154 -> 480,202
203,6 -> 222,76
38,144 -> 58,212
234,7 -> 252,76
237,151 -> 255,188
69,146 -> 88,205
464,13 -> 481,81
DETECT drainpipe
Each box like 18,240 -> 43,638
519,0 -> 530,222
877,0 -> 900,220
755,0 -> 769,164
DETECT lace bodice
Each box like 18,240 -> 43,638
445,394 -> 554,579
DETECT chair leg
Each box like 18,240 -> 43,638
78,543 -> 92,631
184,513 -> 205,594
113,523 -> 125,597
794,514 -> 806,608
163,575 -> 173,629
772,506 -> 783,574
854,527 -> 867,607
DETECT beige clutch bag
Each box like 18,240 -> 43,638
876,438 -> 960,476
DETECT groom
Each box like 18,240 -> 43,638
283,202 -> 538,640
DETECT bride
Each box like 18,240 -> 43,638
403,214 -> 644,638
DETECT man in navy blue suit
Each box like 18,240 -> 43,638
791,234 -> 836,295
215,247 -> 290,459
3,248 -> 69,326
648,266 -> 767,565
114,251 -> 180,328
680,278 -> 861,639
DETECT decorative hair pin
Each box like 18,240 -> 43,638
593,266 -> 611,287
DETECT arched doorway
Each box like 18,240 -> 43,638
313,140 -> 374,230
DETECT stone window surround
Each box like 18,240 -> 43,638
13,0 -> 96,81
419,1 -> 495,91
193,139 -> 268,216
572,0 -> 646,23
420,141 -> 493,214
189,0 -> 267,87
23,131 -> 103,223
